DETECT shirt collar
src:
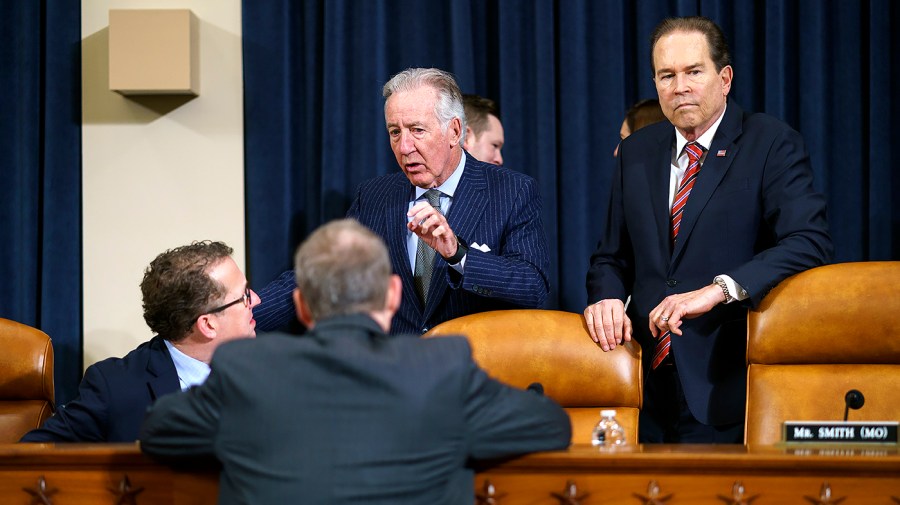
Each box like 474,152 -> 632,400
413,151 -> 466,200
163,339 -> 211,391
675,102 -> 728,156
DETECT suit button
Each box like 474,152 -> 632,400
666,279 -> 678,287
421,327 -> 429,334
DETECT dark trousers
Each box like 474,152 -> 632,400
638,363 -> 743,444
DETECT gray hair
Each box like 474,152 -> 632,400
293,219 -> 392,321
382,67 -> 467,145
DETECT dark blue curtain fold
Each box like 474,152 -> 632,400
244,0 -> 899,316
0,1 -> 82,404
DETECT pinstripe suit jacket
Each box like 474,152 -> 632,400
254,155 -> 550,335
347,154 -> 550,334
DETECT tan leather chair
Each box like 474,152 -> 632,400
745,262 -> 900,446
425,309 -> 642,445
0,318 -> 55,442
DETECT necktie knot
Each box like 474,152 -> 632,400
423,189 -> 441,208
685,142 -> 704,163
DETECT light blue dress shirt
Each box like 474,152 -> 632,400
406,152 -> 468,274
163,339 -> 211,391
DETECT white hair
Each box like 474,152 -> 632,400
382,68 -> 467,145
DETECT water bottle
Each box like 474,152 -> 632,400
591,409 -> 626,446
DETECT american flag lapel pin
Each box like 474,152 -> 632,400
716,149 -> 727,157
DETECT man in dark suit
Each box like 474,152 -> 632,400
139,219 -> 571,504
584,16 -> 832,443
20,241 -> 259,442
254,67 -> 549,335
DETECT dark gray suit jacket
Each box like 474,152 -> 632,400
140,314 -> 571,504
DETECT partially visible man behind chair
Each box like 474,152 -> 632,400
462,93 -> 505,166
21,241 -> 259,442
613,98 -> 668,157
584,16 -> 832,443
140,219 -> 571,504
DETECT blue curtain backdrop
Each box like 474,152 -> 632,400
243,0 -> 899,316
0,1 -> 82,404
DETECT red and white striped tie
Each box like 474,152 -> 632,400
670,142 -> 704,244
652,142 -> 705,370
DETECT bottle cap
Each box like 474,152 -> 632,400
600,409 -> 616,417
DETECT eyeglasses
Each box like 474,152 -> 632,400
207,287 -> 252,314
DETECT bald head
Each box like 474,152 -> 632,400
293,219 -> 393,322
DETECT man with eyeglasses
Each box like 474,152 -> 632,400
21,241 -> 259,442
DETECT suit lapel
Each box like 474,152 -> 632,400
146,337 -> 179,400
445,155 -> 488,250
648,132 -> 675,251
672,103 -> 744,263
385,177 -> 421,313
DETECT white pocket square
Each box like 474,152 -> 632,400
470,242 -> 491,253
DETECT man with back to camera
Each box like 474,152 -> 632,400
584,16 -> 832,443
21,241 -> 259,442
139,219 -> 571,504
462,93 -> 505,166
254,67 -> 550,335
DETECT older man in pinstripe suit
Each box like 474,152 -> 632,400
254,68 -> 550,335
348,67 -> 550,334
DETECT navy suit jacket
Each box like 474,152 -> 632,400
586,102 -> 832,426
140,314 -> 571,505
255,154 -> 550,335
20,335 -> 179,442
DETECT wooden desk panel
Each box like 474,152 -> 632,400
0,443 -> 218,505
2,443 -> 897,504
474,444 -> 900,503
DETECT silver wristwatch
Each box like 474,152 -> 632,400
714,276 -> 733,304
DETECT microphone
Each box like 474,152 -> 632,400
843,389 -> 865,421
526,382 -> 544,395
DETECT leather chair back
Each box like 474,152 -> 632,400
425,309 -> 642,445
745,262 -> 900,446
0,318 -> 55,442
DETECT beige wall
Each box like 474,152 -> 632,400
82,1 -> 245,367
